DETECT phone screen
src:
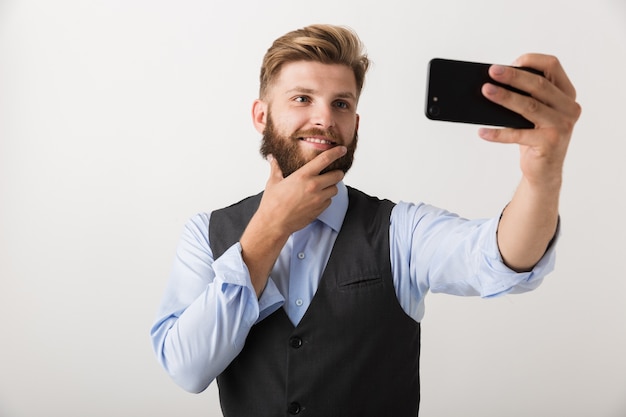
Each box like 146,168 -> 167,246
425,58 -> 539,129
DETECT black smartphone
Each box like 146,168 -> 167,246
425,58 -> 542,129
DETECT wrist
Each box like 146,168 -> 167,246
523,170 -> 563,197
247,208 -> 291,244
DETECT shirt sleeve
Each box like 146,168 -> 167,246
390,201 -> 558,312
149,213 -> 284,393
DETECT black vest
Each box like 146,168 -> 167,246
210,187 -> 421,417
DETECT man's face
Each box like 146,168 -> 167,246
255,61 -> 360,177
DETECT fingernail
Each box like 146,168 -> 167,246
491,64 -> 505,75
478,127 -> 493,139
338,146 -> 347,155
484,83 -> 498,95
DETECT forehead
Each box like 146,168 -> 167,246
270,61 -> 357,98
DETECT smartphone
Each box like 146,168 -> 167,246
425,58 -> 543,129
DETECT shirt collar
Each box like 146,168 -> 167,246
317,181 -> 348,232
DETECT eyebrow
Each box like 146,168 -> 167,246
285,87 -> 357,101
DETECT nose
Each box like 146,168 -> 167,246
312,104 -> 335,128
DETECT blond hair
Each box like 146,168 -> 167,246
259,24 -> 369,99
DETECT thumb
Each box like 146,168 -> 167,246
267,155 -> 284,184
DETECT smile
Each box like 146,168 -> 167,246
299,137 -> 337,145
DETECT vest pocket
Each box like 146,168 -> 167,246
337,272 -> 383,291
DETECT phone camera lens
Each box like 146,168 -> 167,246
428,105 -> 440,117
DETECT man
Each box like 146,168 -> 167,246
150,24 -> 581,416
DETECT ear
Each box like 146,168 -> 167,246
355,113 -> 360,133
252,99 -> 268,134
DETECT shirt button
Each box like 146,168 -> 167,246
297,252 -> 305,260
288,402 -> 301,415
295,298 -> 303,307
289,336 -> 303,349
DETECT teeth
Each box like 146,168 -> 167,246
303,137 -> 333,145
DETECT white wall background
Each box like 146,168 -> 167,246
1,1 -> 625,416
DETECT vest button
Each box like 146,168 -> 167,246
288,402 -> 301,414
289,336 -> 303,349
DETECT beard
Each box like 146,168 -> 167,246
259,113 -> 358,178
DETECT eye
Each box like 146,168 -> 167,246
294,96 -> 310,103
334,100 -> 350,110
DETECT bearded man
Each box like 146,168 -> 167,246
151,24 -> 581,416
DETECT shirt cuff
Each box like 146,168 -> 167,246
480,216 -> 559,298
211,242 -> 284,325
257,278 -> 285,323
211,242 -> 260,326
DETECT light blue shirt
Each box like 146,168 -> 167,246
150,182 -> 556,393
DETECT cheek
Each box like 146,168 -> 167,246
275,105 -> 307,121
274,114 -> 306,136
340,118 -> 358,143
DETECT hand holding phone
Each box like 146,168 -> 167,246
425,58 -> 544,129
